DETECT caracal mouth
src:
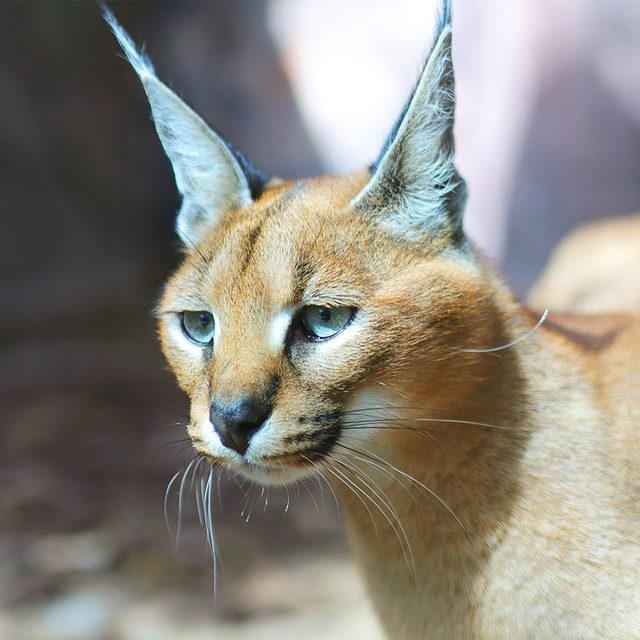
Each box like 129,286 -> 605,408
193,445 -> 321,486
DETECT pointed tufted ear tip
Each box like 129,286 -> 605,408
350,0 -> 465,246
102,5 -> 269,249
101,2 -> 156,80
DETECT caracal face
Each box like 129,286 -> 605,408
157,174 -> 491,485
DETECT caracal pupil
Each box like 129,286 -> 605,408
104,2 -> 639,638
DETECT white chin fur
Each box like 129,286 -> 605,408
198,420 -> 318,486
233,461 -> 316,486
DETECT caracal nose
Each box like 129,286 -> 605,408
209,396 -> 270,454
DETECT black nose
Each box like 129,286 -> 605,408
210,396 -> 270,454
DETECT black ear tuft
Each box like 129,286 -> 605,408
103,4 -> 270,247
224,140 -> 269,201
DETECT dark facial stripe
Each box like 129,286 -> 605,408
283,423 -> 341,461
238,221 -> 264,277
234,183 -> 305,281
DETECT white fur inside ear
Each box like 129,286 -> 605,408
141,76 -> 252,244
349,23 -> 466,243
103,6 -> 253,246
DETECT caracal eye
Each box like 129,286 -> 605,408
181,310 -> 215,344
301,305 -> 355,340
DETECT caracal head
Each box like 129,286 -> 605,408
105,1 -> 500,485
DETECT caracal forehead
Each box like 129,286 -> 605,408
174,171 -> 381,310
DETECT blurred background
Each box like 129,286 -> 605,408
2,1 -> 640,638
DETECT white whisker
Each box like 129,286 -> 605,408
176,458 -> 196,549
340,444 -> 470,541
331,454 -> 415,574
164,466 -> 186,541
322,462 -> 378,533
457,308 -> 549,353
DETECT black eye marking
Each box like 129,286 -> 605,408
282,408 -> 343,461
283,425 -> 341,460
238,222 -> 264,278
266,374 -> 281,403
312,410 -> 343,423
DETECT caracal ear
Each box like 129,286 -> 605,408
102,5 -> 268,248
350,0 -> 466,246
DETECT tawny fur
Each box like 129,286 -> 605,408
104,2 -> 640,638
